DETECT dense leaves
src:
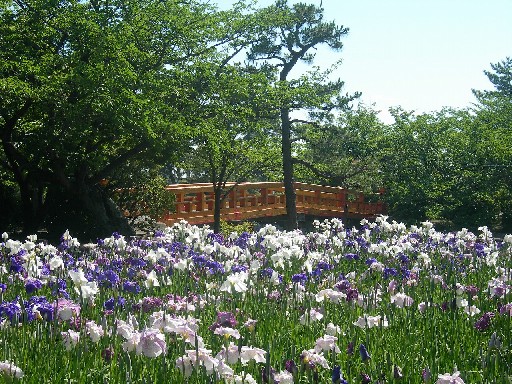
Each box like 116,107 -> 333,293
0,0 -> 237,239
296,104 -> 384,192
376,57 -> 512,230
0,0 -> 511,236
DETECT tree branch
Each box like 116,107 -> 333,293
93,141 -> 149,183
290,119 -> 321,128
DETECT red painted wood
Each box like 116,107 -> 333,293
160,182 -> 385,225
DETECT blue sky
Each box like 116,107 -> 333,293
219,0 -> 512,122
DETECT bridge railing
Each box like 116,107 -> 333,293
160,182 -> 385,226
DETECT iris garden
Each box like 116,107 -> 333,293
0,216 -> 511,383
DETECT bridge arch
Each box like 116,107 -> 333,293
160,182 -> 385,226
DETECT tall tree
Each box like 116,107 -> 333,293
0,0 -> 226,239
471,57 -> 512,230
176,62 -> 280,233
160,2 -> 283,233
247,0 -> 358,230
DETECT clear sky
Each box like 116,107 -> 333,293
218,0 -> 512,122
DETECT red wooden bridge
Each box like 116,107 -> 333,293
161,182 -> 385,226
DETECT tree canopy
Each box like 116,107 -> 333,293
0,0 -> 243,239
1,0 -> 511,237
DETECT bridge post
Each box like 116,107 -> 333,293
195,192 -> 204,212
336,191 -> 346,208
228,189 -> 236,209
315,189 -> 321,205
175,192 -> 184,214
260,188 -> 268,206
239,188 -> 246,207
357,192 -> 364,214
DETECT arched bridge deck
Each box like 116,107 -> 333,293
161,182 -> 385,226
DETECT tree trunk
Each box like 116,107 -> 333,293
281,107 -> 298,230
19,180 -> 46,236
44,182 -> 134,242
213,184 -> 222,234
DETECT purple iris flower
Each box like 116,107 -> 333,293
104,270 -> 120,285
346,287 -> 359,302
216,311 -> 238,327
474,312 -> 495,331
291,273 -> 308,285
383,267 -> 397,279
208,233 -> 225,245
10,257 -> 24,274
24,296 -> 54,322
359,344 -> 371,362
260,268 -> 275,278
0,298 -> 22,323
24,279 -> 43,294
103,298 -> 115,311
63,254 -> 75,268
234,232 -> 251,249
127,257 -> 146,268
231,265 -> 248,273
123,281 -> 141,294
192,254 -> 207,266
205,260 -> 224,274
141,297 -> 162,312
347,341 -> 355,355
499,303 -> 512,315
49,278 -> 67,291
422,367 -> 431,382
37,302 -> 55,321
40,264 -> 51,276
399,254 -> 409,264
126,267 -> 137,279
332,365 -> 349,384
344,253 -> 359,260
285,360 -> 298,375
316,261 -> 332,270
335,279 -> 351,292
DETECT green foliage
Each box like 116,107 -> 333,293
110,168 -> 175,223
379,108 -> 472,225
469,58 -> 512,231
0,0 -> 240,236
473,57 -> 512,100
296,104 -> 384,192
176,63 -> 280,184
173,29 -> 282,232
378,58 -> 512,231
220,219 -> 254,238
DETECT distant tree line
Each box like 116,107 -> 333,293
1,0 -> 511,240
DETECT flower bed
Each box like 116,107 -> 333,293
0,216 -> 511,383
